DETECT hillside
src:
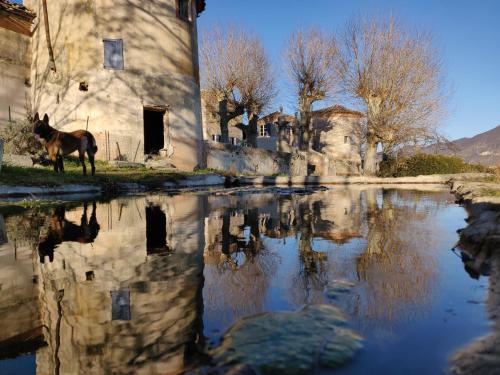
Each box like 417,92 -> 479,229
423,125 -> 500,166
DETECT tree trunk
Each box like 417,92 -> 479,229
247,112 -> 258,148
364,135 -> 378,176
219,99 -> 229,143
299,98 -> 313,152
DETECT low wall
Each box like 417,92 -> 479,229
0,140 -> 3,172
206,142 -> 306,176
240,173 -> 492,186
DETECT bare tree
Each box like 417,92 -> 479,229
201,26 -> 276,146
238,37 -> 276,147
201,27 -> 244,143
340,16 -> 446,175
285,29 -> 340,151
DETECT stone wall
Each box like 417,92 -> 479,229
25,0 -> 205,170
206,142 -> 305,176
0,26 -> 31,124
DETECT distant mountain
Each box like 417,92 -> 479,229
421,125 -> 500,166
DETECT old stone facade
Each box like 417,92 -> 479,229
201,93 -> 244,146
0,0 -> 206,170
256,111 -> 297,152
0,1 -> 35,124
311,105 -> 364,175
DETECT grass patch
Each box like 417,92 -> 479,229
0,156 -> 223,187
480,188 -> 500,197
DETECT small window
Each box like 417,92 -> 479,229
259,125 -> 266,137
212,134 -> 221,142
177,0 -> 190,21
111,291 -> 131,320
344,136 -> 349,144
103,39 -> 124,70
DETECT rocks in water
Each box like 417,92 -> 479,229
210,304 -> 362,375
324,279 -> 356,300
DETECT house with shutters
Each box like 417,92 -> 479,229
0,0 -> 207,170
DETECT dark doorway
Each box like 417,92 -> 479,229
145,205 -> 168,254
143,108 -> 165,155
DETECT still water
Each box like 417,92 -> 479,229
0,186 -> 491,374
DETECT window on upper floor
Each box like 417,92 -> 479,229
177,0 -> 191,21
103,39 -> 124,70
344,136 -> 350,144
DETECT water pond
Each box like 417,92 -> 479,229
0,186 -> 491,374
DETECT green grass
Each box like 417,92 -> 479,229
480,188 -> 500,197
0,156 -> 223,187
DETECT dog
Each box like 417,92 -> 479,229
33,113 -> 98,175
38,202 -> 100,263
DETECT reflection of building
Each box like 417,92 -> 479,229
1,0 -> 207,169
0,195 -> 207,374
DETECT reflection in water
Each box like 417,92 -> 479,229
0,187 -> 489,374
38,202 -> 100,263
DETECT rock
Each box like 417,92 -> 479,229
325,279 -> 356,300
211,304 -> 362,375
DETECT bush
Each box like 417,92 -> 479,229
378,153 -> 488,177
1,115 -> 42,157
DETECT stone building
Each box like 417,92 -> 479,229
1,0 -> 207,170
311,105 -> 364,175
201,92 -> 244,146
256,111 -> 297,152
0,1 -> 35,124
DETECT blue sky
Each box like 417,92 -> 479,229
198,0 -> 500,140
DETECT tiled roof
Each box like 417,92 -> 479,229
312,105 -> 364,118
0,0 -> 35,21
0,0 -> 36,35
258,111 -> 296,126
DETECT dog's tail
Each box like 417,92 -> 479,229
87,133 -> 98,154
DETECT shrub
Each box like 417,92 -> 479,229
378,153 -> 488,177
1,114 -> 42,157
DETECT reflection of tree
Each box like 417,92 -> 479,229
203,206 -> 278,327
354,189 -> 438,323
285,198 -> 329,306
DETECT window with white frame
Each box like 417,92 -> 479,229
103,39 -> 124,70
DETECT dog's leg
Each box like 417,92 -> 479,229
89,153 -> 96,176
57,155 -> 65,173
79,152 -> 87,176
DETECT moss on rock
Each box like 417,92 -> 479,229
211,304 -> 362,375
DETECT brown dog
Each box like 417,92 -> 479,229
33,113 -> 98,175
